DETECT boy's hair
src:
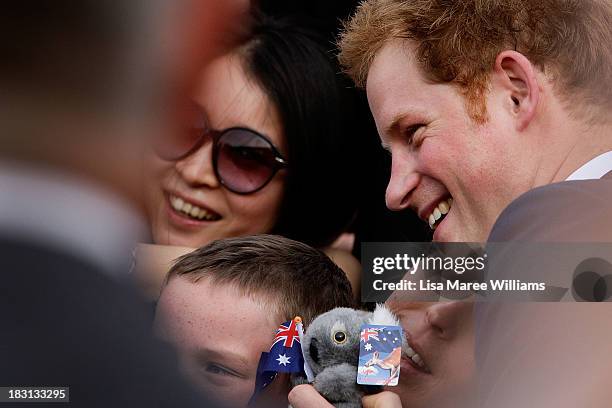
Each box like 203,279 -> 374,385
164,235 -> 356,326
338,0 -> 612,123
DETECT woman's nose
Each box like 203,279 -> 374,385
174,142 -> 220,188
424,301 -> 466,339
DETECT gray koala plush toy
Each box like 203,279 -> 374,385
292,305 -> 406,408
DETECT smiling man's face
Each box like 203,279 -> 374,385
367,39 -> 536,242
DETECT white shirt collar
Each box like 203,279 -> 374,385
0,162 -> 147,279
565,151 -> 612,181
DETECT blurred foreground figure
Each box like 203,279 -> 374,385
0,1 -> 247,406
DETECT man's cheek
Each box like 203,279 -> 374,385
419,147 -> 457,185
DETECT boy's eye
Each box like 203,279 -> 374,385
205,363 -> 236,377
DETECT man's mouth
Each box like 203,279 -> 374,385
426,197 -> 453,231
169,194 -> 221,221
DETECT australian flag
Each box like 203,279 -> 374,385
359,325 -> 403,355
249,320 -> 305,403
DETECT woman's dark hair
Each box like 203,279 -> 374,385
237,12 -> 359,248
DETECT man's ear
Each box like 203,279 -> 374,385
492,50 -> 540,131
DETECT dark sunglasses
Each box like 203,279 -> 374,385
155,102 -> 288,194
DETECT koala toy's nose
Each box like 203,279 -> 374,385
309,338 -> 319,364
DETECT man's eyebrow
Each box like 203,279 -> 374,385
380,111 -> 412,151
384,112 -> 410,138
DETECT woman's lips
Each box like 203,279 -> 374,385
400,355 -> 430,376
402,336 -> 431,375
165,192 -> 221,228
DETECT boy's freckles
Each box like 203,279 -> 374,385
154,277 -> 281,406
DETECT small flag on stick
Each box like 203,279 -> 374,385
249,317 -> 307,404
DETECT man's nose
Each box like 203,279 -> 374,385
385,151 -> 420,211
174,142 -> 220,188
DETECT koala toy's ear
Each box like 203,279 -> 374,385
369,303 -> 401,326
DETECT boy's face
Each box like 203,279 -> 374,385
154,276 -> 287,407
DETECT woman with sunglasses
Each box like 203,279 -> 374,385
135,13 -> 361,298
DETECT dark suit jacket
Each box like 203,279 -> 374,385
489,171 -> 612,242
475,173 -> 612,407
0,237 -> 219,408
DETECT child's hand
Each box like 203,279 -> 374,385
362,391 -> 403,408
287,384 -> 334,408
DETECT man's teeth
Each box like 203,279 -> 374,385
428,198 -> 452,230
405,346 -> 426,368
170,195 -> 219,221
